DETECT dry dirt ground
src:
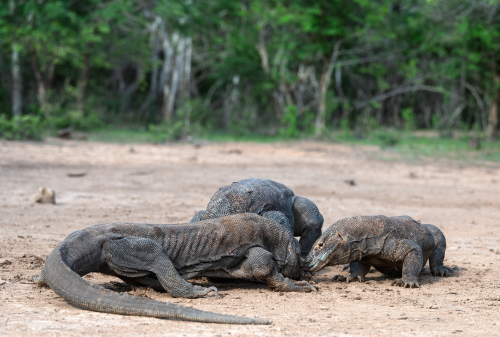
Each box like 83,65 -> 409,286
0,139 -> 499,337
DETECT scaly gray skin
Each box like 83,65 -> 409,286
34,213 -> 317,324
191,178 -> 324,257
305,215 -> 455,288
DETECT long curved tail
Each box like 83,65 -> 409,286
38,248 -> 271,325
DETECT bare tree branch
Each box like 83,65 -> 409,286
352,85 -> 448,111
464,82 -> 486,113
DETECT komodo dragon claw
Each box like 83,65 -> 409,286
391,277 -> 420,288
205,286 -> 218,297
332,275 -> 364,283
189,285 -> 219,298
293,281 -> 318,292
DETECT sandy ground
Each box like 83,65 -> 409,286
0,139 -> 499,337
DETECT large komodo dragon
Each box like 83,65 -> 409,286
191,178 -> 324,257
305,215 -> 455,288
35,213 -> 316,324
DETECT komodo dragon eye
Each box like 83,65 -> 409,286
318,243 -> 324,247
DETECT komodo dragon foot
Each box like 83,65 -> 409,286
189,285 -> 218,298
270,278 -> 318,292
332,274 -> 365,283
431,265 -> 456,277
391,276 -> 420,288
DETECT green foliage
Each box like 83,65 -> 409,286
279,105 -> 299,138
0,115 -> 45,140
1,0 -> 500,143
401,108 -> 416,131
340,118 -> 350,134
148,122 -> 185,142
373,129 -> 401,147
47,110 -> 103,132
329,128 -> 500,162
353,112 -> 379,137
432,114 -> 442,130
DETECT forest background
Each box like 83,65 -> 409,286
1,0 -> 500,147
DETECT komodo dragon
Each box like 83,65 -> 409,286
191,178 -> 324,257
35,213 -> 316,324
305,215 -> 455,288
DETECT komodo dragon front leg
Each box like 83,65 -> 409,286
388,239 -> 423,288
104,236 -> 217,298
292,196 -> 324,257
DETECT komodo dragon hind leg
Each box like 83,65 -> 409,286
244,247 -> 317,292
427,227 -> 456,277
103,236 -> 217,298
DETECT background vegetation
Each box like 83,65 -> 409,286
1,0 -> 500,145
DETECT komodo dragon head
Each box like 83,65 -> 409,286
304,226 -> 350,273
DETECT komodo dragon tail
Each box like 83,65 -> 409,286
35,248 -> 271,325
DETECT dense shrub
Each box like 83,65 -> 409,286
0,115 -> 45,140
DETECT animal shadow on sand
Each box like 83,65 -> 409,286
313,266 -> 460,288
98,276 -> 271,298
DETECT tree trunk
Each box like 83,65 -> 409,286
11,43 -> 22,117
315,40 -> 342,135
255,27 -> 282,120
335,66 -> 345,122
315,60 -> 329,133
161,31 -> 174,121
150,36 -> 159,97
223,75 -> 240,129
9,1 -> 21,117
138,17 -> 162,116
392,96 -> 401,127
149,17 -> 161,97
166,34 -> 185,121
488,62 -> 499,140
30,48 -> 48,113
180,36 -> 192,100
78,47 -> 91,115
46,58 -> 55,87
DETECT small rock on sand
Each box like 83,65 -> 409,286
34,187 -> 56,204
0,258 -> 12,266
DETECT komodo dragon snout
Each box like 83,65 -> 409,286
305,230 -> 349,273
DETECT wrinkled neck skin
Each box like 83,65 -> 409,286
334,232 -> 392,266
326,243 -> 351,267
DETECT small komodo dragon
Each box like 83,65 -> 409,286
191,178 -> 324,257
305,215 -> 455,288
35,213 -> 316,324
